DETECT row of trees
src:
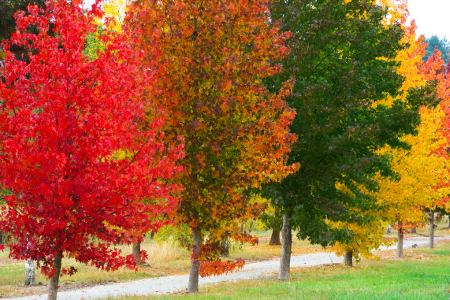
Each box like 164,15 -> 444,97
0,0 -> 449,299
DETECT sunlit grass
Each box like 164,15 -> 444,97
116,241 -> 450,300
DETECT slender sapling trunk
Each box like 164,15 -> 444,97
188,228 -> 201,293
279,213 -> 292,281
429,211 -> 435,249
397,221 -> 404,258
47,251 -> 62,300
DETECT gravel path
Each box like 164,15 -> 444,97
7,236 -> 450,300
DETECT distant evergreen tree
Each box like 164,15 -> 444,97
424,35 -> 449,64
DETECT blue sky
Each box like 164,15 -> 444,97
83,0 -> 449,40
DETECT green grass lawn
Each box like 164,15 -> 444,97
118,241 -> 450,300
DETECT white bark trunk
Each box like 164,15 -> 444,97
24,259 -> 35,286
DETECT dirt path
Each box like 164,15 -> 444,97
7,236 -> 449,300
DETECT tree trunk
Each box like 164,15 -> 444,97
24,259 -> 35,286
429,211 -> 435,249
278,214 -> 292,281
397,221 -> 404,258
344,250 -> 353,267
221,238 -> 230,257
132,242 -> 142,265
386,225 -> 392,234
47,251 -> 62,300
187,228 -> 201,293
269,228 -> 281,245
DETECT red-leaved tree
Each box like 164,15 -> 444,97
0,1 -> 183,299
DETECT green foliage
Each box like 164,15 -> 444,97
268,0 -> 425,246
259,206 -> 282,232
83,28 -> 106,60
154,224 -> 192,249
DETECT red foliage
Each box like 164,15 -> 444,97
0,0 -> 183,276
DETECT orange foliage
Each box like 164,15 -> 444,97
127,0 -> 297,276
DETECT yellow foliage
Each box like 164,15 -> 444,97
102,0 -> 128,32
334,12 -> 449,259
377,106 -> 450,224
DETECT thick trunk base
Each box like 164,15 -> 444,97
47,251 -> 62,300
269,228 -> 281,246
278,214 -> 292,281
344,250 -> 353,267
188,229 -> 201,293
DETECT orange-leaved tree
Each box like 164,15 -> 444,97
127,0 -> 298,292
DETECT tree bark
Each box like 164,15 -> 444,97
278,214 -> 292,281
187,228 -> 201,293
132,242 -> 142,265
221,238 -> 230,257
269,228 -> 281,245
386,225 -> 392,234
344,250 -> 353,267
24,259 -> 35,286
429,211 -> 435,249
397,221 -> 404,258
47,251 -> 62,300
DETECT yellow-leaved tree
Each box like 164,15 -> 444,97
332,4 -> 448,263
102,0 -> 128,31
374,25 -> 449,258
